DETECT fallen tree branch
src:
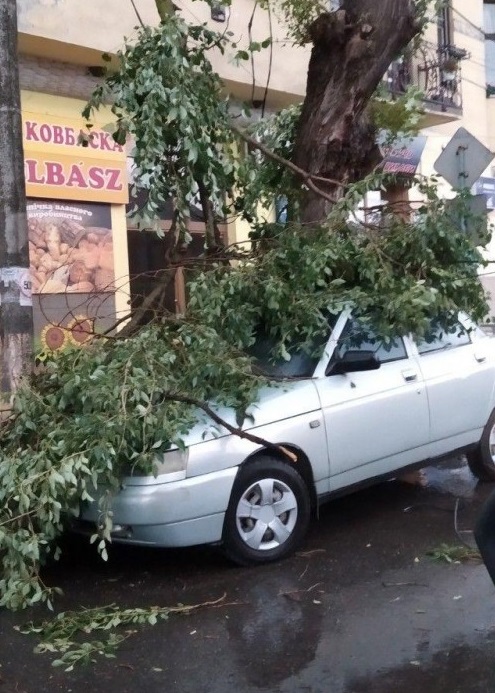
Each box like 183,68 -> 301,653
117,268 -> 177,338
165,391 -> 298,462
18,592 -> 241,671
231,124 -> 341,207
196,177 -> 224,251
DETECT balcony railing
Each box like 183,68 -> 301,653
385,41 -> 469,116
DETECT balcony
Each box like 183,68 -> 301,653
385,41 -> 469,122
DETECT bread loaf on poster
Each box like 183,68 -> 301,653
66,281 -> 95,293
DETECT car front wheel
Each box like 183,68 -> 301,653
222,456 -> 311,566
466,408 -> 495,482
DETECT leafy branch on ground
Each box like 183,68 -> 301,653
426,543 -> 482,564
16,593 -> 237,671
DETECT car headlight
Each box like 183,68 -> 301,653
153,448 -> 189,479
124,447 -> 189,485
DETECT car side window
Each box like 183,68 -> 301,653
416,322 -> 471,356
334,319 -> 408,364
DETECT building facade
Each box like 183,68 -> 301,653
13,0 -> 495,349
388,2 -> 495,319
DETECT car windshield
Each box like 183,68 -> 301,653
248,316 -> 337,378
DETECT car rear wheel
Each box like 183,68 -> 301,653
222,456 -> 311,566
466,409 -> 495,482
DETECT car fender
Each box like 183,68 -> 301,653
186,407 -> 329,495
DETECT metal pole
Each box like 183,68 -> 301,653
456,144 -> 468,234
0,0 -> 33,401
456,144 -> 469,190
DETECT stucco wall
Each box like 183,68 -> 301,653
17,0 -> 309,106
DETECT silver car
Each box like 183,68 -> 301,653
77,311 -> 495,565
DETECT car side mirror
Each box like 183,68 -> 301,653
326,350 -> 381,376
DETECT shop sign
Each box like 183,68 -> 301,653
24,119 -> 124,153
27,199 -> 115,295
379,136 -> 427,176
25,154 -> 125,204
22,112 -> 128,204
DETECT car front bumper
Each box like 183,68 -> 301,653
73,466 -> 238,547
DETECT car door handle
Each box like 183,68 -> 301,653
402,369 -> 418,382
474,352 -> 487,363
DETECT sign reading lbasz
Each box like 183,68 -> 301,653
22,112 -> 128,205
25,155 -> 124,199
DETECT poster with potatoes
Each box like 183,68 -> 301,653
26,200 -> 115,294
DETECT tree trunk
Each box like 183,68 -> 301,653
293,0 -> 421,223
0,0 -> 33,400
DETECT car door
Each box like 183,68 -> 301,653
314,316 -> 430,490
412,318 -> 495,452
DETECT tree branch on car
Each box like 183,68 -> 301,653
165,392 -> 298,462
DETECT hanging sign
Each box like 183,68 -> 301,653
379,136 -> 427,176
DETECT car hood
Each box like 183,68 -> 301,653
183,378 -> 321,448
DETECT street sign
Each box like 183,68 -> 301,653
473,176 -> 495,210
445,194 -> 488,245
434,127 -> 494,189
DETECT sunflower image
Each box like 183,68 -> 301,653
67,315 -> 95,346
40,324 -> 69,352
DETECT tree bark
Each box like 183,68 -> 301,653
293,0 -> 421,223
0,0 -> 33,400
196,178 -> 225,252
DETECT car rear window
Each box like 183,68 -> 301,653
416,322 -> 471,355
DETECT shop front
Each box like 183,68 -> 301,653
21,91 -> 129,354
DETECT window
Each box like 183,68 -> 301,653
248,316 -> 337,378
275,196 -> 288,224
437,1 -> 454,49
249,337 -> 322,378
485,1 -> 495,87
334,319 -> 408,364
416,321 -> 471,355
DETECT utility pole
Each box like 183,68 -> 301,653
0,0 -> 33,401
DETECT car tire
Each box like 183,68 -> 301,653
466,408 -> 495,482
222,456 -> 311,566
475,488 -> 495,586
